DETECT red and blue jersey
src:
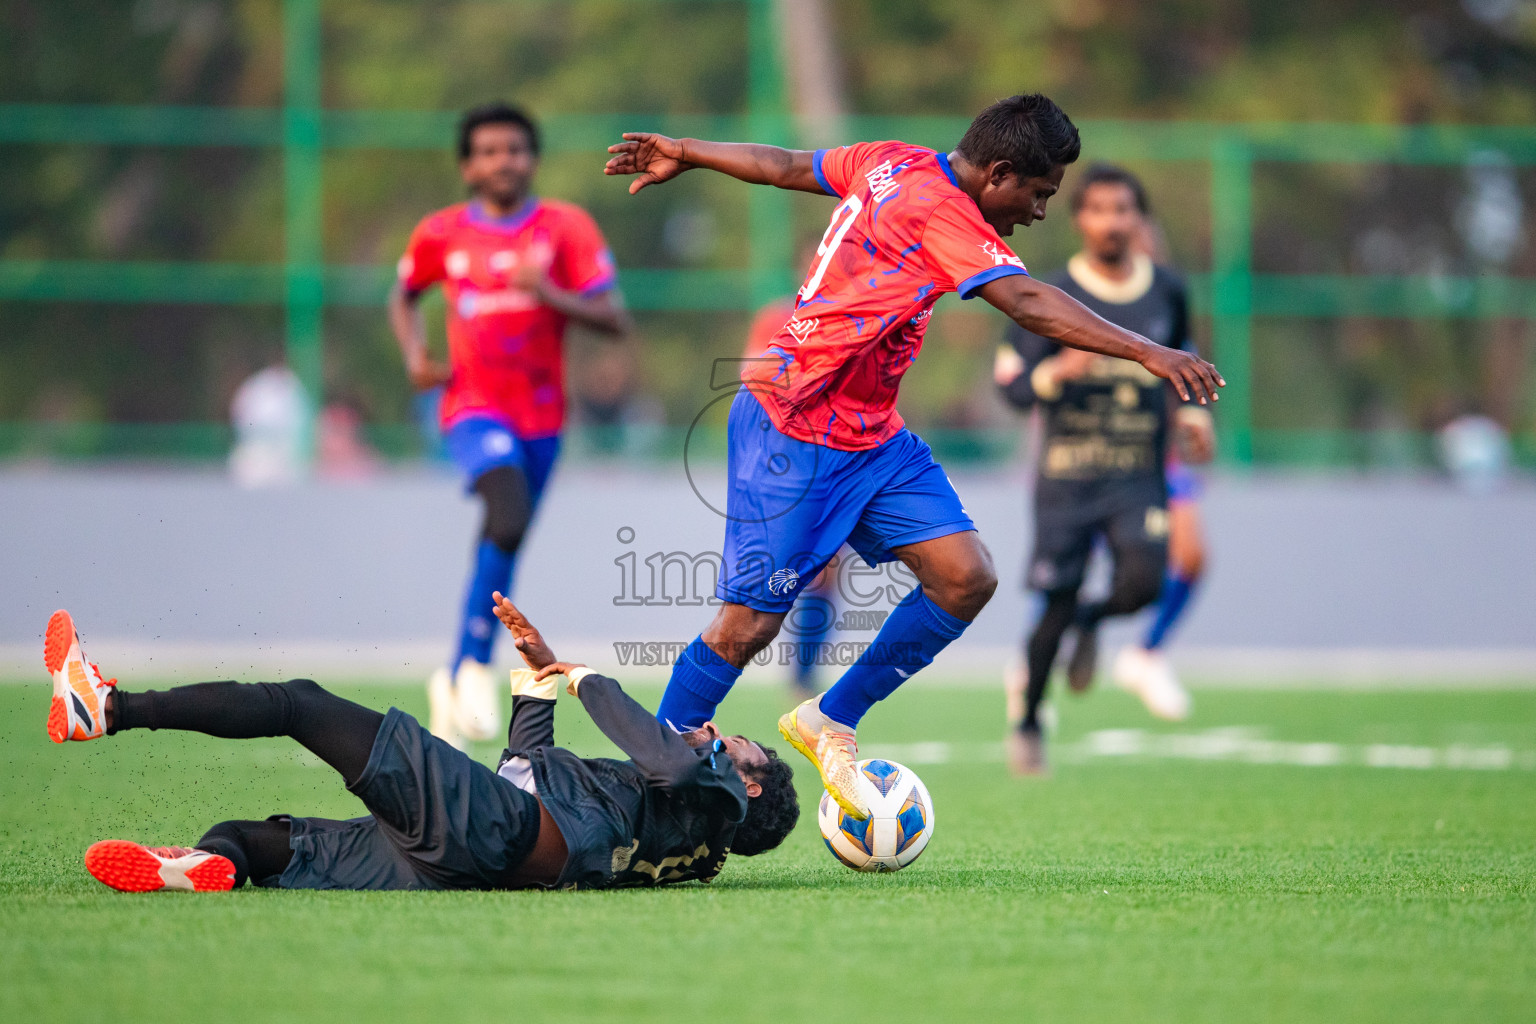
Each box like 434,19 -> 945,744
398,198 -> 617,438
742,141 -> 1029,451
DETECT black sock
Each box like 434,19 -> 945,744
110,679 -> 383,787
197,818 -> 294,888
1023,591 -> 1078,731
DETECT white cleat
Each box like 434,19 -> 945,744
1112,645 -> 1151,694
1114,647 -> 1191,722
453,660 -> 502,742
427,666 -> 464,749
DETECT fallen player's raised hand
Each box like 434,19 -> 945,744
1139,345 -> 1225,406
604,132 -> 691,194
491,591 -> 558,671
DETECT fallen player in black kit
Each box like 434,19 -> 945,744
44,594 -> 798,893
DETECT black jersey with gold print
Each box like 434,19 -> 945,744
999,253 -> 1192,482
499,674 -> 748,890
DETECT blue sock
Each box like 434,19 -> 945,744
820,586 -> 968,729
656,636 -> 742,730
1143,571 -> 1198,651
454,539 -> 515,668
793,594 -> 835,688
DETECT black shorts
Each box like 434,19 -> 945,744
1027,474 -> 1169,593
271,708 -> 540,891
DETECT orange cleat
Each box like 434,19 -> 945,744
84,840 -> 236,893
44,610 -> 117,743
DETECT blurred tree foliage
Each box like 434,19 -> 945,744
2,0 -> 1534,459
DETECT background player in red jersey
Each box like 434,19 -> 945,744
605,94 -> 1223,817
390,103 -> 630,747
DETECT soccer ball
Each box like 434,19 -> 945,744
817,759 -> 934,872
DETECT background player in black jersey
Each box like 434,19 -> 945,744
995,163 -> 1215,775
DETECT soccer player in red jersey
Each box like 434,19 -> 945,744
391,103 -> 629,747
605,94 -> 1223,817
745,295 -> 841,700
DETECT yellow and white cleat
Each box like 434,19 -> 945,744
778,698 -> 869,821
453,659 -> 502,742
44,610 -> 116,743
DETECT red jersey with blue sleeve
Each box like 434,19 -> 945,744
398,198 -> 617,438
740,141 -> 1028,451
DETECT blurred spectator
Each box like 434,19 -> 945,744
228,365 -> 307,488
572,339 -> 663,455
317,401 -> 382,480
1438,412 -> 1511,492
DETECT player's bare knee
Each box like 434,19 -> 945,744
961,559 -> 999,612
1174,547 -> 1206,581
484,517 -> 527,553
929,559 -> 996,619
704,606 -> 783,667
735,616 -> 783,660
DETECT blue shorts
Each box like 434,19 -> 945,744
1166,460 -> 1204,504
444,415 -> 561,503
716,389 -> 975,612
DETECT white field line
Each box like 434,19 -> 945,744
863,727 -> 1536,772
4,642 -> 1536,687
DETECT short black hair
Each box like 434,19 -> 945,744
457,102 -> 540,160
956,93 -> 1081,180
1070,162 -> 1149,215
731,744 -> 800,857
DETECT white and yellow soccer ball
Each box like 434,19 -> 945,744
817,758 -> 934,872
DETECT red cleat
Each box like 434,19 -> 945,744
84,840 -> 236,893
44,610 -> 116,743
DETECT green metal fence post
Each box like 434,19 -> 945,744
746,0 -> 793,307
283,0 -> 325,452
1210,135 -> 1254,465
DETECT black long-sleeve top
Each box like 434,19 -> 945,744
496,674 -> 749,890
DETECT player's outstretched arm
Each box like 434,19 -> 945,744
978,274 -> 1226,405
604,133 -> 825,195
493,590 -> 567,748
563,673 -> 714,787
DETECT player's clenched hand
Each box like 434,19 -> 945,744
406,354 -> 451,391
534,661 -> 587,684
511,261 -> 547,294
491,591 -> 558,670
604,133 -> 692,194
1139,345 -> 1225,405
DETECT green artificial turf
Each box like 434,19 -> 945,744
1,679 -> 1532,1023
